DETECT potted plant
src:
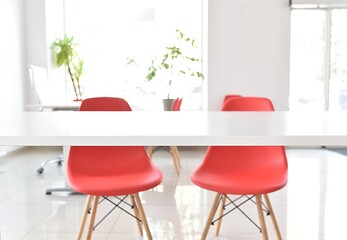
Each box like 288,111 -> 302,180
51,35 -> 84,101
146,29 -> 204,110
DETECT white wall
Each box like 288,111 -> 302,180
24,0 -> 47,68
0,0 -> 26,153
207,0 -> 291,110
0,0 -> 25,112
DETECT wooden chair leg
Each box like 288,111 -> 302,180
77,195 -> 93,240
255,195 -> 268,240
263,194 -> 282,240
169,146 -> 181,175
130,194 -> 144,236
201,192 -> 222,240
171,146 -> 182,169
134,193 -> 153,240
86,196 -> 99,240
147,146 -> 154,158
215,194 -> 227,236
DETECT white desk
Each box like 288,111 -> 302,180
1,111 -> 346,147
1,111 -> 347,194
26,102 -> 81,111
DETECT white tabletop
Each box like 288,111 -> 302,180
0,111 -> 346,146
26,102 -> 81,111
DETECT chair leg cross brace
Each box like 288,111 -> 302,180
212,194 -> 269,232
215,195 -> 261,231
77,193 -> 153,240
201,193 -> 282,240
93,195 -> 143,230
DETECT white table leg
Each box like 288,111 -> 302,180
45,146 -> 79,195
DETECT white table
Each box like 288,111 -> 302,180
1,111 -> 347,194
26,102 -> 81,111
1,111 -> 346,146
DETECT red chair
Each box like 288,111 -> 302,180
223,94 -> 242,104
147,97 -> 182,175
191,97 -> 287,240
67,97 -> 163,240
172,97 -> 183,111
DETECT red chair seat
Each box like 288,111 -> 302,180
69,165 -> 162,196
192,166 -> 287,195
68,145 -> 163,196
191,146 -> 287,195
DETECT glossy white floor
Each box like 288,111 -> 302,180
0,146 -> 346,240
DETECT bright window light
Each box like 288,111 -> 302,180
64,0 -> 204,110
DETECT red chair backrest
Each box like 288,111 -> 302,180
202,97 -> 287,192
222,95 -> 242,110
223,94 -> 242,103
222,96 -> 274,111
68,97 -> 153,179
79,97 -> 132,111
172,98 -> 183,111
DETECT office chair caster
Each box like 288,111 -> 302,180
37,167 -> 44,174
36,155 -> 64,174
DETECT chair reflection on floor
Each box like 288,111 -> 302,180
141,181 -> 183,238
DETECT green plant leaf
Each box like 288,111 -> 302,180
51,34 -> 84,100
197,71 -> 204,79
145,29 -> 204,97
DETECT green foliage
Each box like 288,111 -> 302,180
51,35 -> 84,100
146,29 -> 204,99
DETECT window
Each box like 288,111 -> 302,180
290,9 -> 347,111
63,0 -> 204,110
329,9 -> 347,110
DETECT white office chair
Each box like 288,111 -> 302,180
28,65 -> 53,108
28,65 -> 64,174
